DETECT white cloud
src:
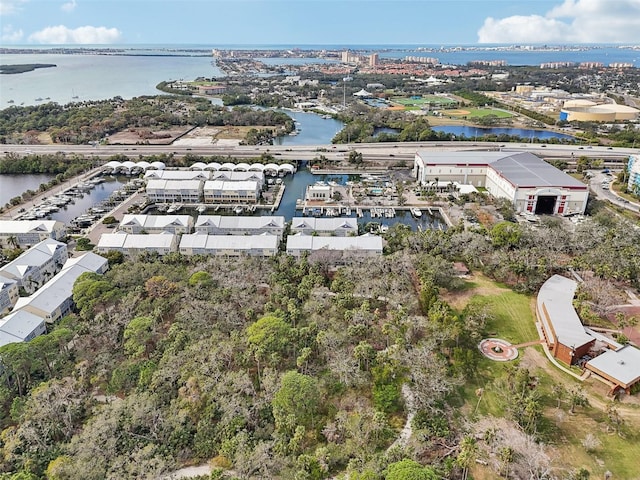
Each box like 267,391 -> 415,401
0,0 -> 28,16
28,25 -> 122,44
478,0 -> 640,43
61,0 -> 77,13
2,24 -> 24,42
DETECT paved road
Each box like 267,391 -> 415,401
588,170 -> 640,214
1,141 -> 636,165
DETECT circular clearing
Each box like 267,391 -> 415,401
479,338 -> 518,361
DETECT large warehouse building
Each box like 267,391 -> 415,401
414,151 -> 589,215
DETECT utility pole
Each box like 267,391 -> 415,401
342,76 -> 352,109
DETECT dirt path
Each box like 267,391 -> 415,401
160,465 -> 211,479
387,384 -> 416,452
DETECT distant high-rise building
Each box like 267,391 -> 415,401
369,53 -> 379,67
341,50 -> 350,63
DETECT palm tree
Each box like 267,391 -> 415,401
7,235 -> 18,249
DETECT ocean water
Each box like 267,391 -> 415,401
2,44 -> 639,108
0,53 -> 222,107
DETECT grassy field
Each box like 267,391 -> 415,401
446,274 -> 538,345
447,273 -> 640,479
390,95 -> 456,108
441,107 -> 514,119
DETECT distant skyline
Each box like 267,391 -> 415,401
1,0 -> 640,46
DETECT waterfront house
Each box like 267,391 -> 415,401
146,179 -> 203,203
203,180 -> 260,204
179,233 -> 279,257
144,170 -> 210,181
194,215 -> 285,239
212,171 -> 265,187
290,217 -> 358,237
119,214 -> 194,235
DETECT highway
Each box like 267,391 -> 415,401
1,141 -> 637,165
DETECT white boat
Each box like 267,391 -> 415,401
411,208 -> 422,218
234,205 -> 244,214
196,205 -> 206,214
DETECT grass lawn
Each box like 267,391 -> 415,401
442,107 -> 514,119
448,273 -> 640,478
447,273 -> 538,345
390,95 -> 456,108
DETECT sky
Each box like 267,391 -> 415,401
1,0 -> 640,46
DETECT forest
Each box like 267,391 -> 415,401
1,204 -> 640,479
0,97 -> 294,145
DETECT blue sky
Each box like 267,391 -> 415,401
2,0 -> 640,45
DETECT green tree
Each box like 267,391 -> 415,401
384,459 -> 437,480
247,314 -> 292,383
123,316 -> 156,359
490,221 -> 522,249
272,370 -> 320,435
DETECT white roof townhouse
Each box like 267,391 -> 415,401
286,234 -> 383,257
0,276 -> 19,316
12,252 -> 108,324
203,180 -> 261,204
0,238 -> 68,294
0,220 -> 66,248
146,179 -> 203,203
194,215 -> 286,238
95,232 -> 178,257
179,233 -> 279,257
144,170 -> 210,181
212,171 -> 265,187
290,217 -> 358,237
119,214 -> 194,234
0,310 -> 47,346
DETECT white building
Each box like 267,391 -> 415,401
195,215 -> 286,238
414,151 -> 589,215
305,184 -> 333,201
0,277 -> 19,316
0,310 -> 47,346
290,217 -> 358,237
0,220 -> 66,248
203,180 -> 260,204
212,171 -> 265,187
119,215 -> 194,235
179,233 -> 279,257
0,238 -> 68,294
144,170 -> 210,181
146,179 -> 203,203
12,252 -> 108,324
95,232 -> 178,256
286,234 -> 383,258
